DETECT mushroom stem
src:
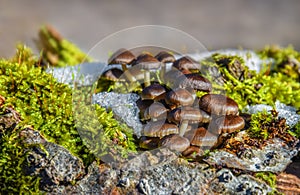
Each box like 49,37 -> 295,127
121,63 -> 128,71
159,64 -> 166,82
179,120 -> 189,136
144,71 -> 151,87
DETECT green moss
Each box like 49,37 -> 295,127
0,45 -> 138,192
247,110 -> 273,139
254,172 -> 277,193
200,52 -> 300,110
258,45 -> 300,80
38,25 -> 92,67
0,108 -> 40,194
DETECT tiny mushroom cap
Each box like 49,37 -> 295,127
209,115 -> 245,134
139,136 -> 160,150
143,121 -> 179,138
108,48 -> 135,67
165,88 -> 194,108
159,134 -> 190,152
134,53 -> 161,70
134,53 -> 161,87
182,145 -> 204,158
136,98 -> 154,114
141,83 -> 166,101
199,94 -> 239,116
173,56 -> 201,71
184,127 -> 218,148
101,68 -> 124,81
176,73 -> 212,92
155,51 -> 176,63
143,102 -> 168,121
167,107 -> 211,125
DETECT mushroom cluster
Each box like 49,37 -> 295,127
105,49 -> 245,158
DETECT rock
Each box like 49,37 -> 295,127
209,169 -> 272,194
204,134 -> 299,173
0,107 -> 21,138
20,128 -> 85,192
92,92 -> 143,137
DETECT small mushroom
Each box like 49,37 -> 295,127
134,53 -> 161,87
182,146 -> 204,159
101,68 -> 124,81
136,98 -> 154,115
208,115 -> 245,134
139,136 -> 160,150
141,83 -> 166,101
159,134 -> 190,152
176,73 -> 212,92
143,121 -> 179,138
143,102 -> 168,121
165,88 -> 194,109
163,68 -> 190,87
199,94 -> 239,115
108,48 -> 135,71
173,56 -> 201,71
167,107 -> 211,136
184,127 -> 218,148
155,51 -> 176,79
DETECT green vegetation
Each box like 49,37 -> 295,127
247,110 -> 273,139
200,51 -> 300,110
255,172 -> 277,194
38,25 -> 92,66
0,44 -> 136,193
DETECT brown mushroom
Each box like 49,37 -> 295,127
108,48 -> 135,71
101,68 -> 124,81
141,83 -> 166,101
184,127 -> 218,148
134,53 -> 161,87
155,51 -> 176,79
159,134 -> 190,152
167,107 -> 211,136
173,56 -> 201,71
139,136 -> 160,150
182,146 -> 204,159
136,98 -> 154,115
143,121 -> 179,138
208,115 -> 245,134
165,88 -> 194,109
176,73 -> 212,92
199,94 -> 239,116
143,102 -> 168,121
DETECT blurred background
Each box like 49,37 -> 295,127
1,0 -> 300,58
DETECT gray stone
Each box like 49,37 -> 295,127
245,101 -> 300,127
92,92 -> 143,137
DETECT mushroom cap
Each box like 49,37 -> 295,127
159,134 -> 190,152
136,98 -> 154,114
101,68 -> 124,81
143,102 -> 168,120
134,53 -> 161,70
155,51 -> 176,63
139,136 -> 160,150
173,56 -> 201,71
184,127 -> 218,147
165,88 -> 194,107
108,48 -> 135,65
199,94 -> 239,115
209,115 -> 245,134
143,121 -> 179,138
176,73 -> 212,92
141,83 -> 166,101
167,107 -> 211,124
182,145 -> 204,158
